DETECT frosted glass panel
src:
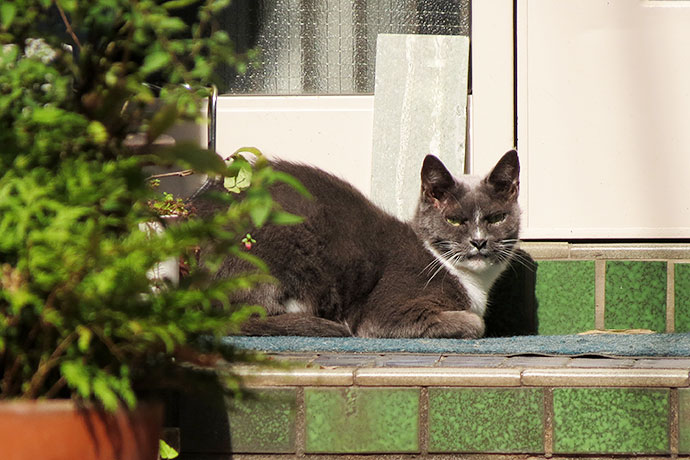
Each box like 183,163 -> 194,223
371,35 -> 469,220
223,0 -> 470,95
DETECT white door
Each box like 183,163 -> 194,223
517,0 -> 690,239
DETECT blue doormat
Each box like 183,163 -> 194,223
223,333 -> 690,357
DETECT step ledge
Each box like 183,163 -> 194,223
521,241 -> 690,260
355,367 -> 521,386
232,366 -> 690,388
521,367 -> 689,387
234,367 -> 354,386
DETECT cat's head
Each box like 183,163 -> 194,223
413,150 -> 521,274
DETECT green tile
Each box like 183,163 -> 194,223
428,388 -> 544,453
535,261 -> 595,334
228,388 -> 297,453
305,387 -> 419,453
605,261 -> 667,331
679,388 -> 690,453
552,388 -> 669,454
675,263 -> 690,332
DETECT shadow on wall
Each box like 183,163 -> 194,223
484,249 -> 539,337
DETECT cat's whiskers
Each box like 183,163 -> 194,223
494,241 -> 534,272
422,241 -> 465,288
420,246 -> 455,277
423,262 -> 447,288
421,257 -> 441,275
424,250 -> 457,287
423,245 -> 455,267
424,263 -> 448,288
506,250 -> 535,271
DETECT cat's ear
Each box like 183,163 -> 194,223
421,155 -> 455,204
486,149 -> 520,201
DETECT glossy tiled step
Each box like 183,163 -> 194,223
605,261 -> 667,331
227,388 -> 298,453
552,388 -> 670,454
523,242 -> 690,334
178,357 -> 690,457
304,387 -> 419,453
676,263 -> 690,333
535,260 -> 596,335
428,387 -> 544,453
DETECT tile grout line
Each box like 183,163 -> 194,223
419,387 -> 429,455
295,386 -> 306,457
671,387 -> 679,456
543,387 -> 554,456
595,260 -> 606,330
668,261 -> 676,333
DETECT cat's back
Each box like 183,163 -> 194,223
271,160 -> 390,222
269,159 -> 428,266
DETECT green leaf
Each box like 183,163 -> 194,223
223,176 -> 239,193
147,103 -> 178,144
61,361 -> 91,400
271,210 -> 303,225
159,16 -> 186,33
93,375 -> 119,412
159,440 -> 179,459
232,146 -> 264,160
87,121 -> 108,145
271,171 -> 311,198
104,365 -> 137,410
209,0 -> 231,13
235,167 -> 251,188
163,0 -> 199,9
32,106 -> 64,124
76,325 -> 92,352
141,51 -> 171,76
0,3 -> 16,29
249,200 -> 272,227
59,0 -> 77,10
233,248 -> 270,272
43,309 -> 64,327
223,166 -> 251,193
151,142 -> 226,175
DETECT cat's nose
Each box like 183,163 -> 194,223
470,239 -> 487,250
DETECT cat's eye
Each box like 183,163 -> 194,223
446,217 -> 467,227
486,213 -> 507,224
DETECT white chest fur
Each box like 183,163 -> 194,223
424,243 -> 507,317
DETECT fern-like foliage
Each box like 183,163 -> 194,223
0,0 -> 280,410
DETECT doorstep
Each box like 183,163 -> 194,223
236,353 -> 690,387
177,353 -> 690,460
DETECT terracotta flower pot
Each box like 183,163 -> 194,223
0,400 -> 163,460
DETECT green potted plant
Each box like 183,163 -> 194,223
0,1 -> 283,458
145,179 -> 195,287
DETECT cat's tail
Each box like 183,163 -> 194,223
240,313 -> 351,337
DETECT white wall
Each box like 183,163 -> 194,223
215,96 -> 374,195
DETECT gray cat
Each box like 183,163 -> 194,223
201,150 -> 520,338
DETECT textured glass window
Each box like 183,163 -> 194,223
219,0 -> 470,95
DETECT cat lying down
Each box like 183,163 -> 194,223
198,150 -> 521,338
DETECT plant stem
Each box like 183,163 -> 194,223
44,376 -> 67,399
1,354 -> 22,397
23,332 -> 76,399
91,326 -> 126,362
55,1 -> 82,50
145,170 -> 194,181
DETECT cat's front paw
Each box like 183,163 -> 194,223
432,310 -> 485,339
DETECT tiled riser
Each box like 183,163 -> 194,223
222,386 -> 690,456
534,260 -> 690,335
